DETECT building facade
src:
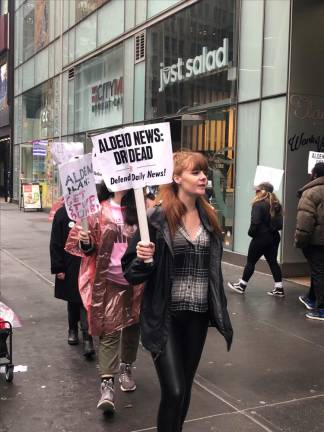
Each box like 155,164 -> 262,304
13,0 -> 324,275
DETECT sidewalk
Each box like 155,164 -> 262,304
1,202 -> 324,432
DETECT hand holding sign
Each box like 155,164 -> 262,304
254,165 -> 284,191
51,141 -> 84,166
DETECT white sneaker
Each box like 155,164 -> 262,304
228,281 -> 246,294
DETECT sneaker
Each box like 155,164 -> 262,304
119,363 -> 136,392
306,309 -> 324,321
228,281 -> 246,294
299,296 -> 316,310
97,378 -> 115,413
267,288 -> 285,297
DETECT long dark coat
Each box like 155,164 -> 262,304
50,206 -> 82,303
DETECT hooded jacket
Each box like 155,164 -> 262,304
121,203 -> 233,355
295,176 -> 324,248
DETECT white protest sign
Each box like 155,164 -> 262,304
308,151 -> 324,174
59,153 -> 100,221
253,165 -> 284,191
92,147 -> 103,184
51,142 -> 84,165
91,123 -> 173,191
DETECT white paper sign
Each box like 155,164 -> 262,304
308,151 -> 324,174
92,147 -> 103,184
91,123 -> 173,191
51,142 -> 84,165
253,165 -> 284,191
59,153 -> 100,221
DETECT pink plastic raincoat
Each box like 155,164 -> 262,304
65,201 -> 143,336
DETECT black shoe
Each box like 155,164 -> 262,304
68,329 -> 79,345
228,281 -> 246,294
83,334 -> 95,358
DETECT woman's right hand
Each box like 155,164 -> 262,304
78,229 -> 90,245
136,241 -> 155,261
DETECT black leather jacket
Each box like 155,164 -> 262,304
122,204 -> 233,355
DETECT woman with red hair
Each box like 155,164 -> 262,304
122,150 -> 233,432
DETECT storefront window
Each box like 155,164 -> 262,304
0,62 -> 7,112
22,80 -> 54,143
74,43 -> 123,133
180,107 -> 236,248
145,0 -> 237,119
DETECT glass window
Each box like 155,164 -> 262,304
53,77 -> 61,138
259,96 -> 286,171
55,39 -> 62,75
75,0 -> 107,23
69,29 -> 76,64
98,0 -> 124,47
22,58 -> 35,93
68,79 -> 75,135
74,44 -> 124,133
75,13 -> 97,59
23,0 -> 49,62
134,62 -> 145,122
262,0 -> 290,97
147,0 -> 181,18
15,7 -> 23,67
48,43 -> 55,78
69,0 -> 76,28
54,0 -> 61,38
125,0 -> 135,31
35,48 -> 49,86
62,33 -> 69,67
123,38 -> 135,124
22,80 -> 54,143
233,102 -> 260,254
63,0 -> 69,32
49,0 -> 55,42
180,108 -> 236,249
145,0 -> 237,119
62,72 -> 68,136
238,0 -> 263,102
135,0 -> 147,25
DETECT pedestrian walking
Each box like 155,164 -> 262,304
228,182 -> 284,297
122,150 -> 233,432
50,205 -> 95,357
295,162 -> 324,320
65,182 -> 142,414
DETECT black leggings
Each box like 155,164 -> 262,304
67,302 -> 88,333
242,232 -> 282,283
153,311 -> 209,432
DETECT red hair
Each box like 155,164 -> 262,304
157,150 -> 221,237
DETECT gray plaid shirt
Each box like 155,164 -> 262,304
171,224 -> 210,313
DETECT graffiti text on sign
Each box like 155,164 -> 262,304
288,132 -> 324,152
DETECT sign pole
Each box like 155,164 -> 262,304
134,187 -> 153,263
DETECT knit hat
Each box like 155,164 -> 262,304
255,182 -> 274,193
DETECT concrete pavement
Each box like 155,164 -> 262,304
0,202 -> 324,432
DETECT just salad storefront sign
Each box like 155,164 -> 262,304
158,38 -> 229,92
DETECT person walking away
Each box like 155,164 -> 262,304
122,150 -> 233,432
65,183 -> 142,414
50,205 -> 95,357
295,162 -> 324,320
228,182 -> 284,297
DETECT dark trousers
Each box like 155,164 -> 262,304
302,245 -> 324,308
153,311 -> 209,432
67,302 -> 88,333
242,232 -> 282,283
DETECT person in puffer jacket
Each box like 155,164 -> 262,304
295,162 -> 324,321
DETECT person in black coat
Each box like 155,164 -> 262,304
50,204 -> 94,357
122,151 -> 232,432
228,182 -> 284,297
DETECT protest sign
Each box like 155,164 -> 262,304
308,151 -> 324,174
58,153 -> 100,221
253,165 -> 284,191
91,123 -> 173,191
51,141 -> 84,166
92,147 -> 103,184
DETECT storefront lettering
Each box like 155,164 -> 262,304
290,95 -> 324,122
159,39 -> 229,92
288,132 -> 324,152
91,77 -> 123,114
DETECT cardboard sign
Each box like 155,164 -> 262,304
253,165 -> 284,191
59,153 -> 100,221
308,151 -> 324,174
51,141 -> 84,166
91,123 -> 173,191
22,183 -> 41,209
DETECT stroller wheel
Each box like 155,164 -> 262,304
5,365 -> 14,382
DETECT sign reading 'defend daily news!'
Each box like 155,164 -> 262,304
91,123 -> 173,191
59,153 -> 100,221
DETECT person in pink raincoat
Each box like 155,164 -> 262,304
65,182 -> 143,415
